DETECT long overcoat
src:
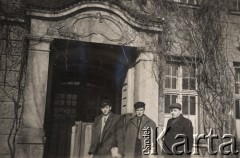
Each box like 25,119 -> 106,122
88,112 -> 120,158
124,114 -> 157,158
162,114 -> 193,156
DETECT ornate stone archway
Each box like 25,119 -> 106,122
16,2 -> 162,158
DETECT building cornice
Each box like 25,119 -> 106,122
27,1 -> 163,32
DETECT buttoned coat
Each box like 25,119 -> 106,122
88,112 -> 120,157
162,114 -> 193,155
123,114 -> 157,158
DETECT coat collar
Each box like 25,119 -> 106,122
130,114 -> 151,128
95,111 -> 113,123
169,114 -> 183,126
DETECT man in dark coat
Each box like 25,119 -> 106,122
162,103 -> 193,157
88,100 -> 120,158
123,102 -> 157,158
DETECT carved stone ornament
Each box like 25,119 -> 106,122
47,12 -> 134,44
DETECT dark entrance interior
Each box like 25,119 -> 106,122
43,39 -> 137,158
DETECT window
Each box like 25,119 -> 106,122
164,63 -> 197,116
54,93 -> 77,119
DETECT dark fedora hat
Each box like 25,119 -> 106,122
100,100 -> 111,108
134,101 -> 145,109
169,103 -> 181,110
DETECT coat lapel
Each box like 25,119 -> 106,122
129,116 -> 138,128
140,115 -> 150,130
95,115 -> 102,138
130,115 -> 150,129
101,112 -> 113,141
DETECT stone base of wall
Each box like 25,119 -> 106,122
16,144 -> 44,158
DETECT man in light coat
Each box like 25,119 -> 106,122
88,100 -> 120,158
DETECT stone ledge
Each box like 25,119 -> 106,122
16,144 -> 44,158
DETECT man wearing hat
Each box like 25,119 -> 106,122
88,100 -> 120,158
123,101 -> 157,158
162,103 -> 193,156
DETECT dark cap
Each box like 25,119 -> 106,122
134,101 -> 145,109
100,100 -> 111,108
169,103 -> 181,110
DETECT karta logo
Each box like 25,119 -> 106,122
144,127 -> 240,155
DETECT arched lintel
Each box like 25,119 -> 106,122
27,2 -> 163,32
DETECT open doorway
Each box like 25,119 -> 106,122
43,39 -> 137,158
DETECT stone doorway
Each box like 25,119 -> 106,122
43,39 -> 137,158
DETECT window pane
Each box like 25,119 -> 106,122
182,78 -> 189,90
238,72 -> 240,82
55,94 -> 60,99
54,100 -> 59,105
55,108 -> 59,116
172,95 -> 177,104
165,94 -> 178,113
66,109 -> 71,115
59,100 -> 64,106
72,95 -> 77,100
72,101 -> 77,106
236,100 -> 240,119
165,77 -> 171,88
182,66 -> 189,77
165,65 -> 171,75
172,78 -> 177,89
60,94 -> 65,99
67,100 -> 71,106
165,95 -> 170,113
183,66 -> 195,77
232,0 -> 239,10
236,84 -> 240,94
235,69 -> 240,82
236,73 -> 239,82
190,67 -> 195,77
67,94 -> 72,100
188,0 -> 195,4
190,96 -> 196,115
238,1 -> 240,11
180,0 -> 187,3
58,108 -> 64,115
172,65 -> 178,76
182,96 -> 188,115
190,78 -> 196,90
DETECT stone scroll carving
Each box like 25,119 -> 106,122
47,12 -> 134,44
